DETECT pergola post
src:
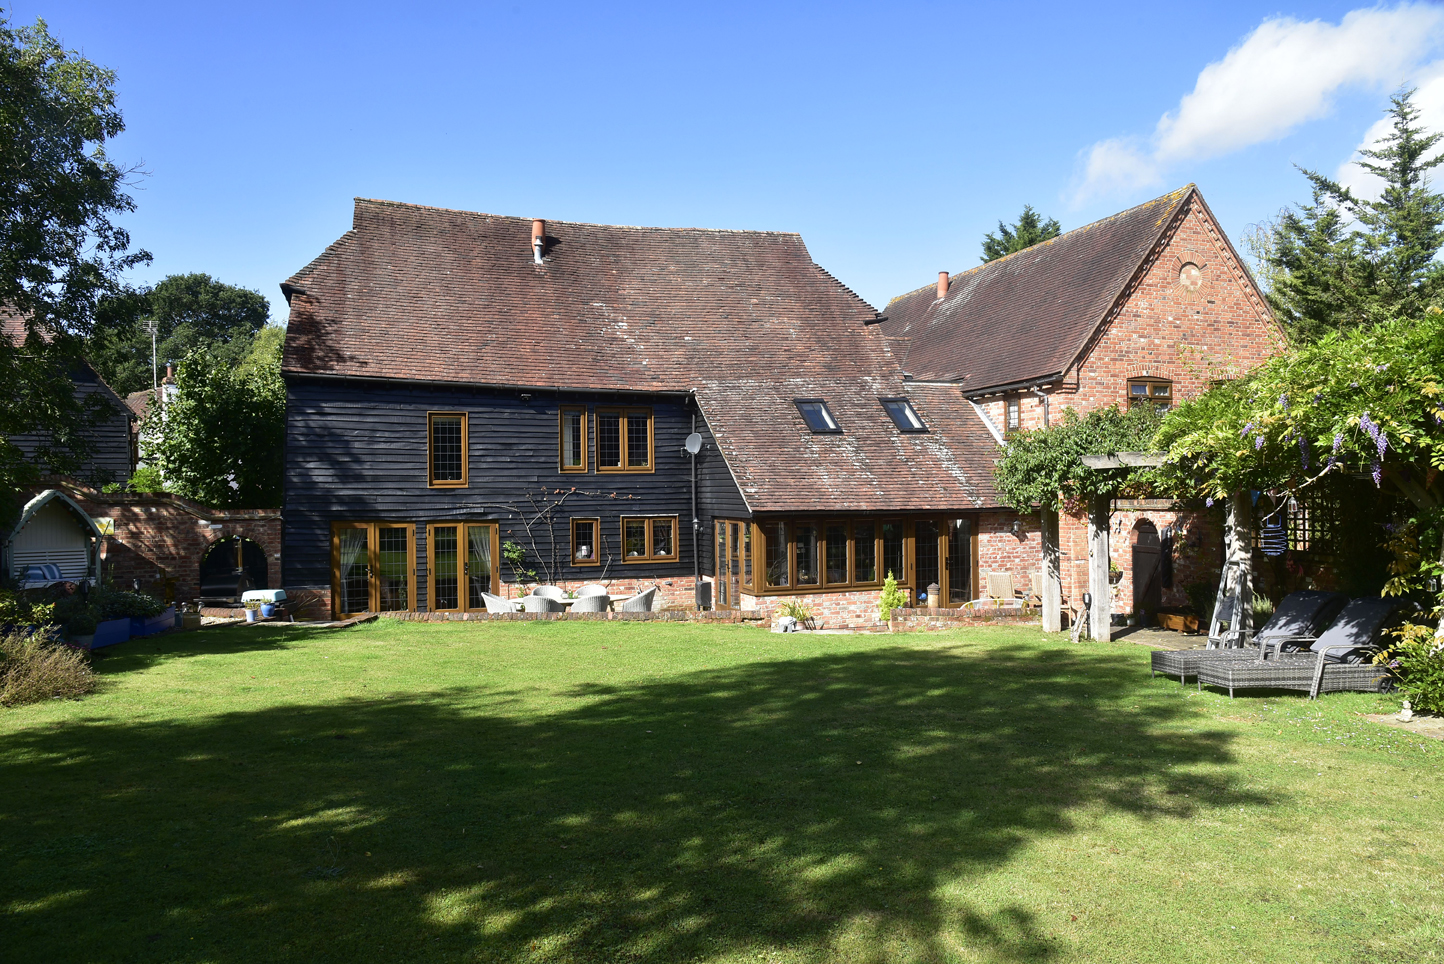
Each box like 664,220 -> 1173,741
1228,489 -> 1253,638
1040,507 -> 1062,632
1087,494 -> 1112,642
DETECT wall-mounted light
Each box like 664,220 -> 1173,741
519,393 -> 532,404
1011,519 -> 1021,536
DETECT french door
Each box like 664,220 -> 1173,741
426,522 -> 500,613
714,521 -> 750,610
331,522 -> 416,618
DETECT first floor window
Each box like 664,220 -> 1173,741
560,407 -> 587,472
1004,398 -> 1020,435
428,412 -> 467,486
1128,377 -> 1172,409
597,408 -> 653,471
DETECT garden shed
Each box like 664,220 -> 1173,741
5,489 -> 103,586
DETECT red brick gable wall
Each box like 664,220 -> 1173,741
1067,194 -> 1284,412
975,193 -> 1284,432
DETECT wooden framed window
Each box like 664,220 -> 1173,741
620,516 -> 677,563
571,517 -> 600,566
596,408 -> 653,472
428,412 -> 468,487
881,520 -> 906,584
761,521 -> 790,588
559,407 -> 588,473
330,522 -> 416,618
1004,398 -> 1020,436
824,521 -> 849,586
795,523 -> 820,586
1127,377 -> 1172,410
426,522 -> 500,612
852,520 -> 879,586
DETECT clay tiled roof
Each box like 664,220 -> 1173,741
880,186 -> 1194,390
283,199 -> 1003,511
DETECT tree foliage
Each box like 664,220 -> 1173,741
1264,90 -> 1444,342
981,205 -> 1061,263
87,274 -> 270,396
992,404 -> 1164,513
147,335 -> 285,508
0,14 -> 147,508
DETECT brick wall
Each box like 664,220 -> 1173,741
48,486 -> 282,603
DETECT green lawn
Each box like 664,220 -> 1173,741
2,621 -> 1441,964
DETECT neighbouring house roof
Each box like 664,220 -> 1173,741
3,308 -> 133,419
125,390 -> 151,423
879,185 -> 1198,391
282,199 -> 1003,511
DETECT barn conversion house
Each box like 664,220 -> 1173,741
279,185 -> 1284,623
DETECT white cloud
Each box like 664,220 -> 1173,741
1072,4 -> 1444,205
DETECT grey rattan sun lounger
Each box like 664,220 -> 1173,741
1196,596 -> 1397,699
1151,590 -> 1345,683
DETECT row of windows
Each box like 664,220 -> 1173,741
569,516 -> 678,566
795,397 -> 927,435
428,408 -> 656,487
710,516 -> 977,607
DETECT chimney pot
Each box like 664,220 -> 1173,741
531,219 -> 546,265
936,271 -> 949,300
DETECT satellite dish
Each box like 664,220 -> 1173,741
684,433 -> 703,455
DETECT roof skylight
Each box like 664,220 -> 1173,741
794,399 -> 841,433
880,398 -> 926,432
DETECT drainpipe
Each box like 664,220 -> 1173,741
1031,388 -> 1050,427
691,411 -> 701,610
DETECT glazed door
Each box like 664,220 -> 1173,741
332,522 -> 416,618
914,520 -> 941,606
428,522 -> 499,612
465,524 -> 498,608
728,522 -> 743,608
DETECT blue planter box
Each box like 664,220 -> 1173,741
130,607 -> 176,637
92,617 -> 132,649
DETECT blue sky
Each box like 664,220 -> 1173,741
17,1 -> 1444,319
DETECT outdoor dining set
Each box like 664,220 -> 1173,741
477,584 -> 658,615
1150,590 -> 1403,699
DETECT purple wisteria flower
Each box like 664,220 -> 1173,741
1360,412 -> 1388,458
1255,434 -> 1265,450
1279,393 -> 1289,410
1333,433 -> 1344,452
1241,422 -> 1254,438
1299,435 -> 1312,470
1372,462 -> 1383,487
1206,497 -> 1214,507
1376,363 -> 1389,372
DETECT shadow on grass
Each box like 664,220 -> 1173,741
3,640 -> 1271,963
87,624 -> 343,674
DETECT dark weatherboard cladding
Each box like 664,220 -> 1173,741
281,377 -> 743,607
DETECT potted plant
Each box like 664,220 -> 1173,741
259,601 -> 277,619
1108,560 -> 1123,585
244,600 -> 262,623
67,612 -> 97,649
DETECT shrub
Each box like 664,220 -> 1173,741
91,586 -> 164,620
0,627 -> 95,707
1378,624 -> 1444,714
127,464 -> 165,493
878,571 -> 908,621
0,590 -> 56,628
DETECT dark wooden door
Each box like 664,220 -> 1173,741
1132,521 -> 1162,616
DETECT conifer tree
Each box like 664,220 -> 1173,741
981,205 -> 1061,262
1265,89 -> 1444,340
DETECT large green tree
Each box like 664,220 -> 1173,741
1265,90 -> 1444,342
145,333 -> 285,508
88,273 -> 271,396
981,205 -> 1061,262
0,14 -> 148,507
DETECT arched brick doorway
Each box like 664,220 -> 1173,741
199,536 -> 268,600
